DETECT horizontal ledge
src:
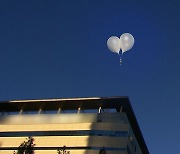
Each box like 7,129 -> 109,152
0,146 -> 126,151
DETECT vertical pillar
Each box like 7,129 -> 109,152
120,106 -> 123,112
57,108 -> 61,114
19,109 -> 23,115
78,107 -> 81,113
98,107 -> 102,113
38,108 -> 42,114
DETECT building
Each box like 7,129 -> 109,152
0,97 -> 149,154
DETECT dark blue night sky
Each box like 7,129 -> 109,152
0,0 -> 180,153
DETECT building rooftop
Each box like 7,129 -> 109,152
0,96 -> 149,153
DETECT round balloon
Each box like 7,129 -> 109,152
107,36 -> 121,54
120,33 -> 134,54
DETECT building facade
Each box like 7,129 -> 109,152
0,97 -> 149,154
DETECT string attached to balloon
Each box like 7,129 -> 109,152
118,52 -> 123,65
107,33 -> 134,65
120,58 -> 122,65
119,55 -> 122,65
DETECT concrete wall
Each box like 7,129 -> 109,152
0,112 -> 134,154
0,113 -> 128,125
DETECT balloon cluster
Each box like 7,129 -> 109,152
107,33 -> 134,64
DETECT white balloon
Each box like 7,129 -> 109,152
107,36 -> 121,54
120,33 -> 134,54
